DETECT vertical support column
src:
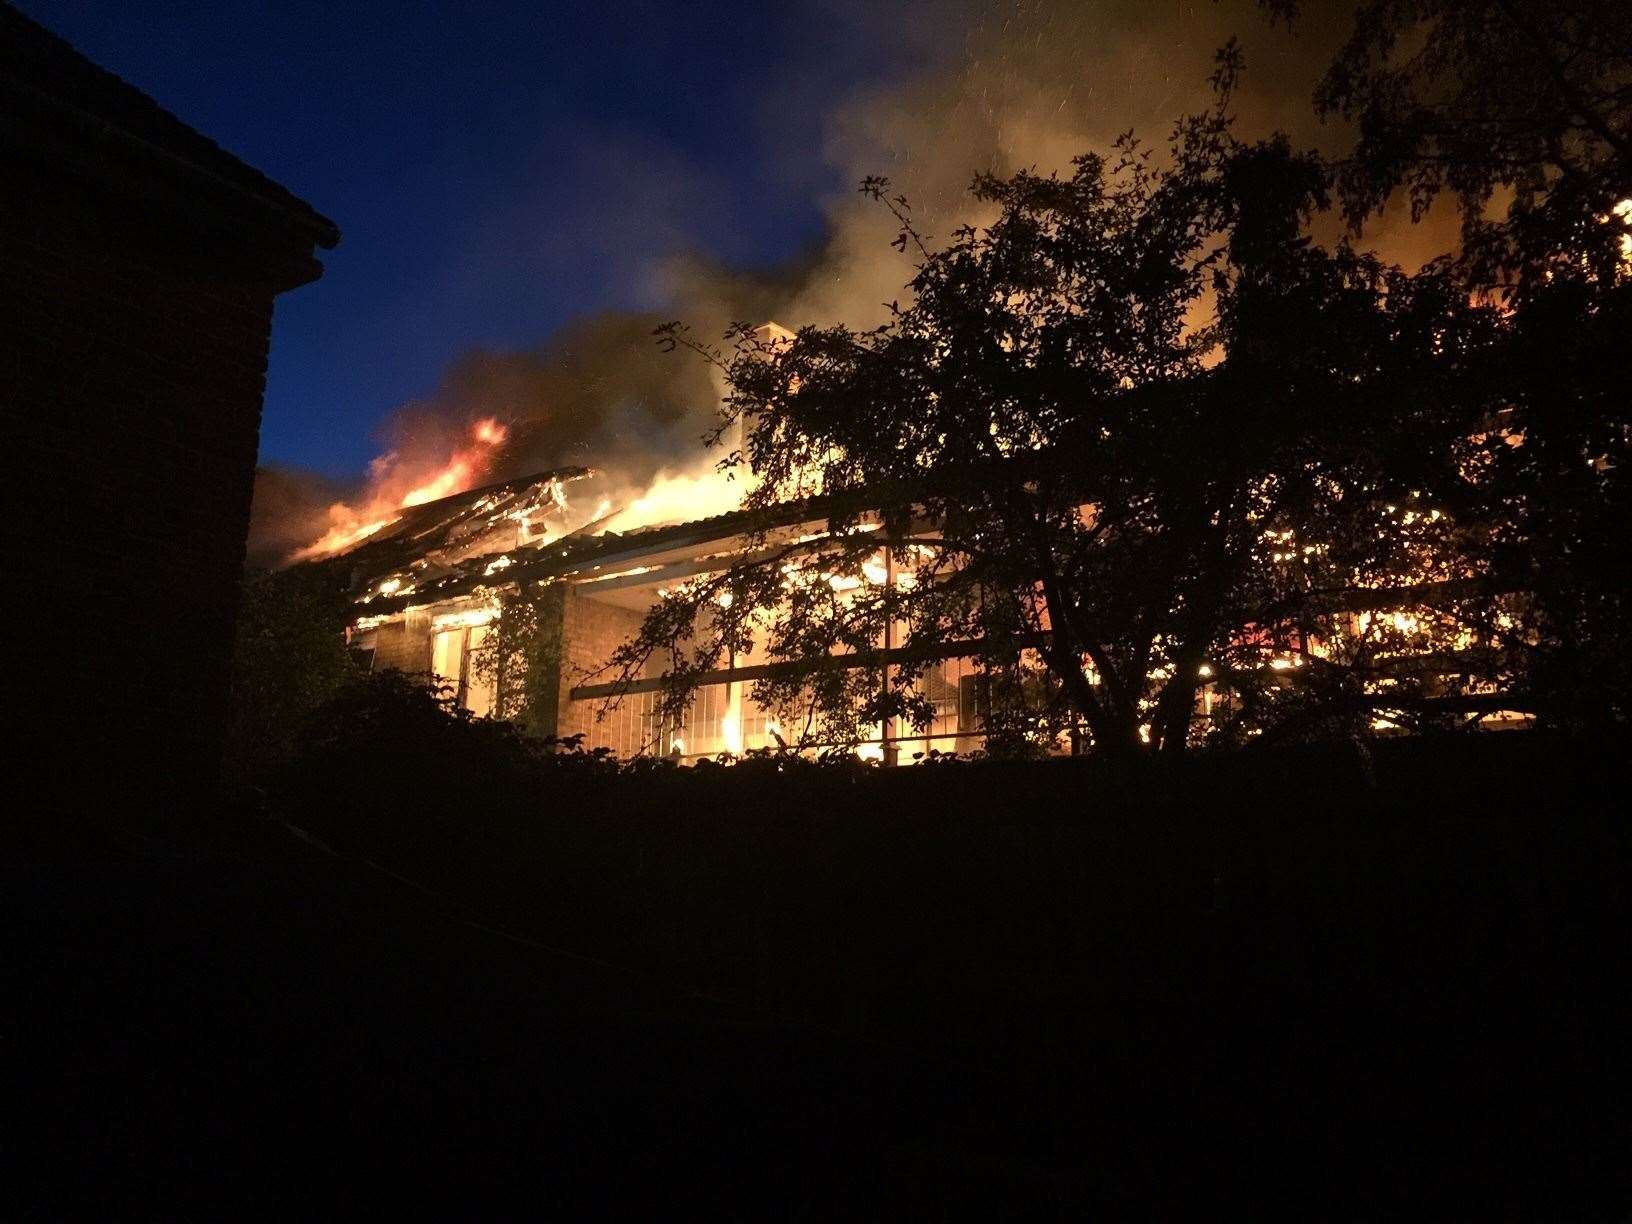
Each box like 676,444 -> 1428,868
532,582 -> 569,740
724,647 -> 743,755
881,547 -> 898,767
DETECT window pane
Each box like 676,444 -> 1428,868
465,624 -> 495,718
431,629 -> 464,700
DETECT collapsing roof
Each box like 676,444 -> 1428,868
309,467 -> 588,600
308,462 -> 865,621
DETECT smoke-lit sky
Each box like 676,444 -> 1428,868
21,0 -> 1460,561
20,0 -> 936,475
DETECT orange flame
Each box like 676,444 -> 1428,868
601,467 -> 745,535
290,416 -> 509,562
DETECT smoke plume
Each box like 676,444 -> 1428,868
253,0 -> 1465,566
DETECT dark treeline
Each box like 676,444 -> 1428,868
18,663 -> 1629,1214
226,672 -> 1630,1214
277,675 -> 1628,1040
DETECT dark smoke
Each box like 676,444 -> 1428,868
252,0 -> 1466,564
245,465 -> 350,572
435,312 -> 722,486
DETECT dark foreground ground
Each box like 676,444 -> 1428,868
7,733 -> 1630,1218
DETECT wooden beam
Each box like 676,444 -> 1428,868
571,638 -> 992,700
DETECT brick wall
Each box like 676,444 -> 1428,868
551,589 -> 646,743
371,610 -> 434,676
1,157 -> 310,812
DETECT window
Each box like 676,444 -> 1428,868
465,624 -> 495,717
431,624 -> 497,717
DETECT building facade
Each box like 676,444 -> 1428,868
334,469 -> 986,762
1,4 -> 338,811
327,454 -> 1535,760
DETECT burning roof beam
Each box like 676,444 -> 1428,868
344,496 -> 859,619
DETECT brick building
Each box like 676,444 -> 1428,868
318,454 -> 1531,760
326,468 -> 986,761
1,4 -> 338,812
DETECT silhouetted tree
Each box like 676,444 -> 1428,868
611,69 -> 1511,756
1461,266 -> 1632,727
1265,0 -> 1632,280
1265,0 -> 1632,723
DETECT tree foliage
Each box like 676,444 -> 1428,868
226,565 -> 360,780
1268,0 -> 1632,723
607,70 -> 1547,757
1268,0 -> 1632,282
469,582 -> 564,736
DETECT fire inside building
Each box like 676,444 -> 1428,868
290,293 -> 1552,763
321,465 -> 989,762
304,446 -> 1529,762
283,318 -> 1001,762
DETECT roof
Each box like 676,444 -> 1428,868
0,2 -> 339,248
317,466 -> 595,580
335,471 -> 860,619
328,456 -> 1011,620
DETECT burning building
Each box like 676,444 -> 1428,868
316,462 -> 986,761
297,392 -> 1536,762
274,317 -> 978,762
289,284 -> 1545,763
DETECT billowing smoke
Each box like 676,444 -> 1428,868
668,0 -> 1461,332
246,465 -> 350,571
436,312 -> 722,484
253,0 -> 1465,566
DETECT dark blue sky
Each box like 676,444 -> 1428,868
21,1 -> 922,476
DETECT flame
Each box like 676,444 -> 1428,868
722,683 -> 743,755
401,419 -> 510,506
293,514 -> 396,561
601,467 -> 745,535
431,602 -> 500,630
290,417 -> 509,562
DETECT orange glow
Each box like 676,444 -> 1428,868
722,682 -> 743,755
601,467 -> 745,535
294,515 -> 395,561
402,419 -> 510,506
291,417 -> 509,562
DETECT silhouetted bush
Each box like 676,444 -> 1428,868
275,669 -> 542,854
273,669 -> 934,849
265,676 -> 1629,1057
225,565 -> 359,783
239,688 -> 1632,1217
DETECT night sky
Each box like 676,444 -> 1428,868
19,1 -> 1371,502
17,0 -> 925,477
